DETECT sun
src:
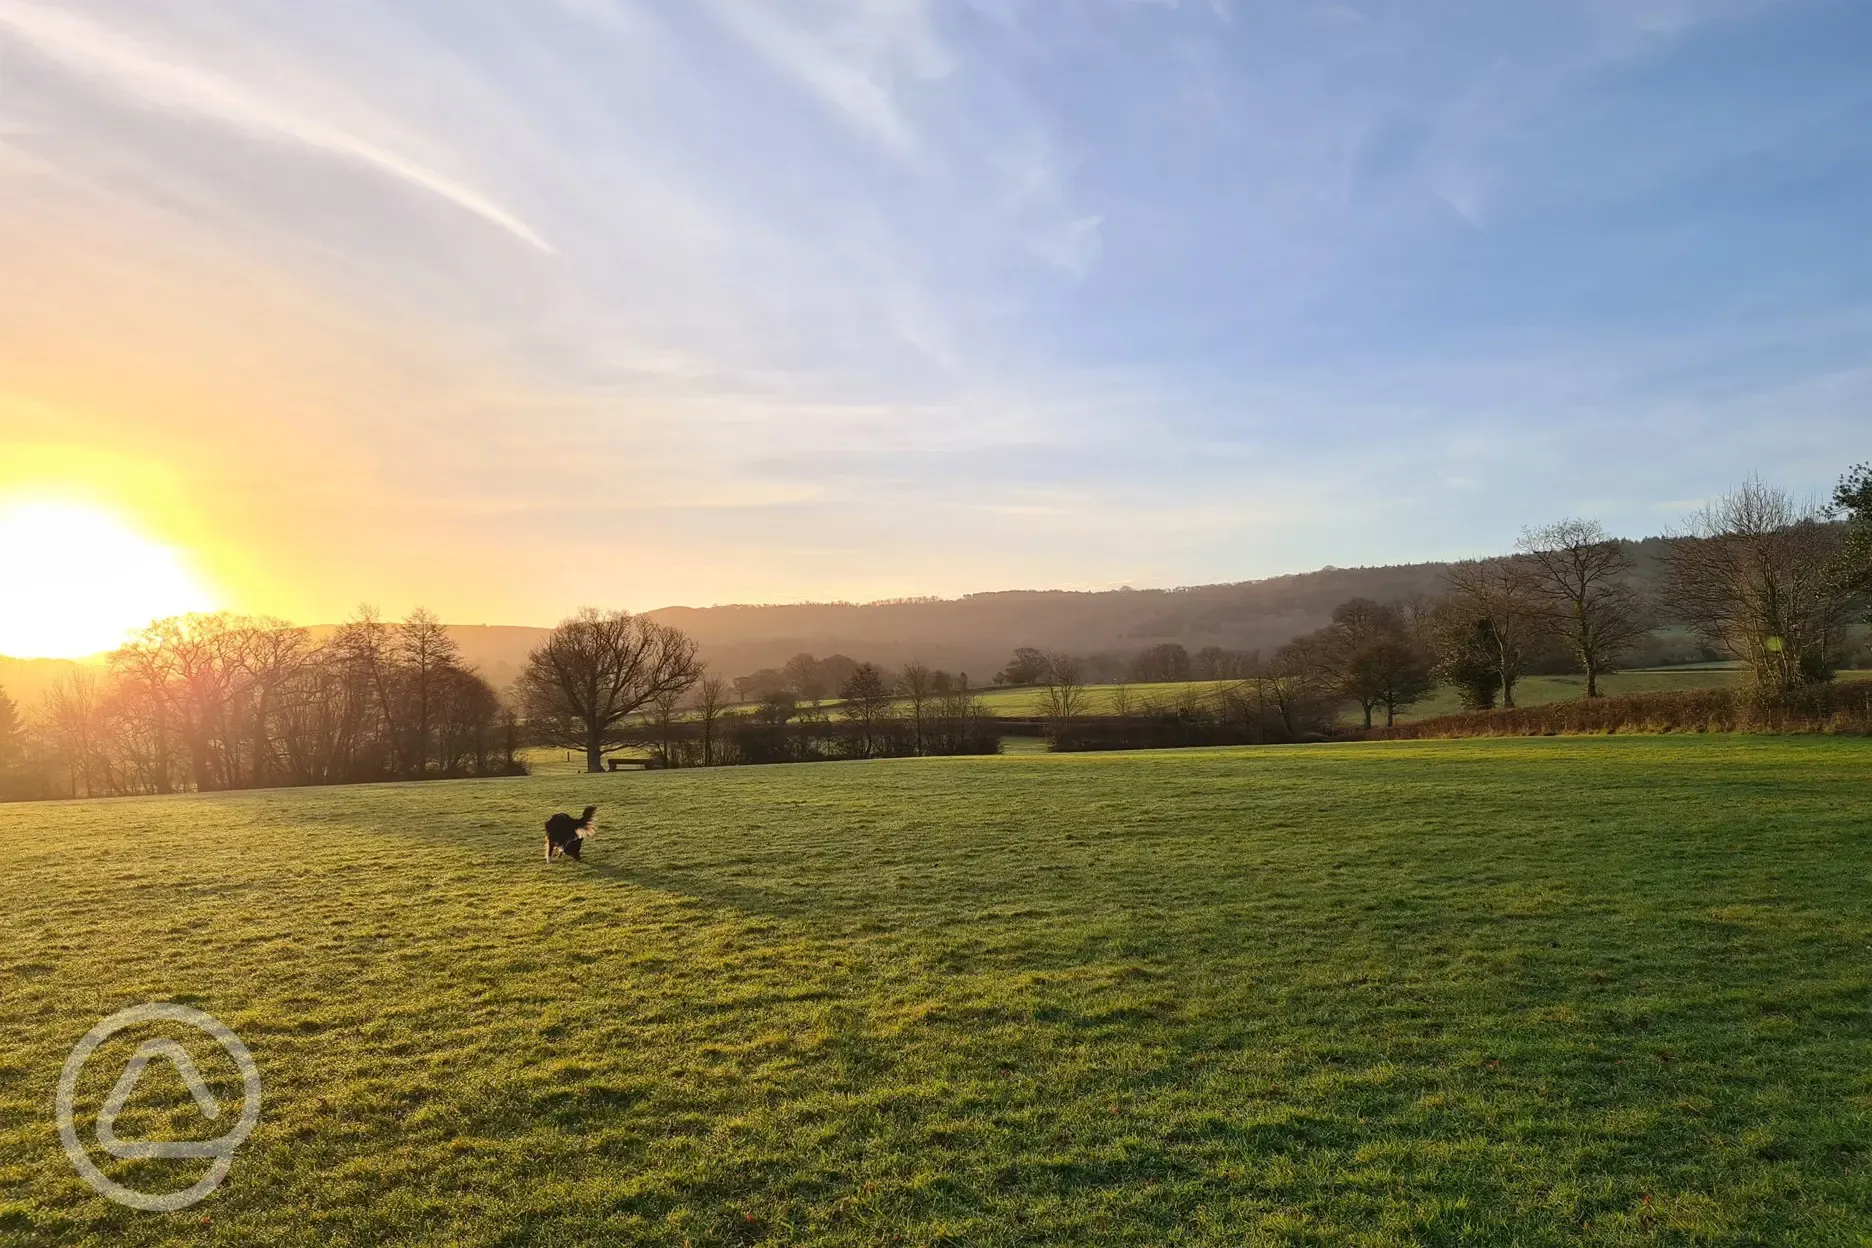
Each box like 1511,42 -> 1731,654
0,499 -> 218,658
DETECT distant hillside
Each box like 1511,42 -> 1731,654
422,562 -> 1479,688
442,625 -> 551,693
0,655 -> 99,710
0,538 -> 1713,706
638,539 -> 1703,682
640,565 -> 1461,683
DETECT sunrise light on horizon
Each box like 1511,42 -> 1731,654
0,0 -> 1868,627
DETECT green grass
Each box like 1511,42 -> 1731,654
1392,668 -> 1872,724
1381,670 -> 1745,723
4,738 -> 1871,1245
520,746 -> 625,776
969,681 -> 1247,717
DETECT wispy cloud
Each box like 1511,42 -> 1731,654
0,0 -> 552,251
698,0 -> 953,164
0,0 -> 1865,618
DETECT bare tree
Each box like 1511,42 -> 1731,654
1192,646 -> 1231,681
1302,601 -> 1437,728
10,607 -> 511,797
397,607 -> 462,777
1440,558 -> 1547,708
110,625 -> 179,793
1517,519 -> 1646,697
112,614 -> 246,792
331,606 -> 402,774
926,678 -> 997,756
1662,478 -> 1857,696
1358,641 -> 1436,727
41,670 -> 105,797
1298,599 -> 1432,728
518,608 -> 701,772
1232,645 -> 1337,742
101,665 -> 172,793
694,674 -> 730,766
1037,652 -> 1088,728
237,620 -> 312,787
647,682 -> 686,767
838,662 -> 896,758
899,662 -> 934,755
433,666 -> 503,776
1400,592 -> 1438,648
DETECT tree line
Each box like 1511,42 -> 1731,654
1419,472 -> 1870,709
1,466 -> 1865,797
517,613 -> 1000,770
0,604 -> 1004,798
0,608 -> 522,800
983,467 -> 1872,744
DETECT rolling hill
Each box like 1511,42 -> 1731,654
0,536 -> 1738,705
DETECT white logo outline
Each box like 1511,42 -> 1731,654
56,1003 -> 262,1211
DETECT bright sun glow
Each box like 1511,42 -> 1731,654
0,499 -> 217,658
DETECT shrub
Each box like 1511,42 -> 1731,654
1368,683 -> 1872,740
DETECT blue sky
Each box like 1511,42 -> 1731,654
0,0 -> 1868,620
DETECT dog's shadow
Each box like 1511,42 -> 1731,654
552,854 -> 818,921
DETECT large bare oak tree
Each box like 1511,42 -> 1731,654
519,608 -> 701,772
1517,519 -> 1646,697
1661,479 -> 1856,696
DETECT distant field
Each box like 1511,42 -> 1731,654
568,670 -> 1872,767
4,738 -> 1872,1245
970,680 -> 1243,717
969,667 -> 1872,724
692,670 -> 1756,726
960,668 -> 1745,723
522,745 -> 618,775
1389,667 -> 1872,723
1384,668 -> 1742,723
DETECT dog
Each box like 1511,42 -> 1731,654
543,805 -> 598,861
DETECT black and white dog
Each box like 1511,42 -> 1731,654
543,805 -> 597,861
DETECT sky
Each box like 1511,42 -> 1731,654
0,0 -> 1869,626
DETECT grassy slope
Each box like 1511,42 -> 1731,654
3,739 -> 1870,1246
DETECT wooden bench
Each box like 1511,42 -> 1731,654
605,757 -> 655,772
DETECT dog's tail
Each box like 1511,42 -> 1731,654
577,805 -> 598,837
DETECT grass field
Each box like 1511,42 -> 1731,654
1374,670 -> 1746,723
4,739 -> 1871,1245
